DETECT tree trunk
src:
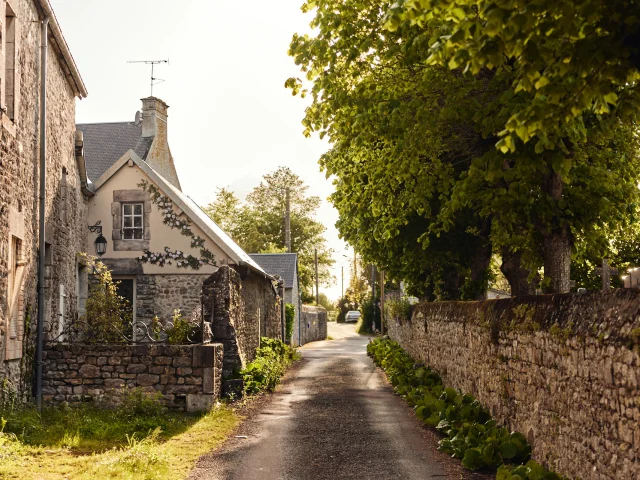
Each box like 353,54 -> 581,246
468,238 -> 493,300
500,249 -> 538,296
543,227 -> 572,293
542,172 -> 573,293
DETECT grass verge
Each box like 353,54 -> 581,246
0,393 -> 239,480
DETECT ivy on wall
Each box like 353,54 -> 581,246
137,180 -> 216,270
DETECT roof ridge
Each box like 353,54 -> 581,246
77,121 -> 140,126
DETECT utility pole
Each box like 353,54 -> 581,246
341,266 -> 344,299
380,270 -> 385,335
285,187 -> 291,252
315,248 -> 319,305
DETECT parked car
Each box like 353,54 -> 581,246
345,310 -> 361,323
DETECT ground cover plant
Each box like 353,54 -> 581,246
0,389 -> 239,479
367,338 -> 566,479
241,337 -> 300,395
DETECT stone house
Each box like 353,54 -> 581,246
76,97 -> 278,330
248,253 -> 301,344
0,0 -> 89,394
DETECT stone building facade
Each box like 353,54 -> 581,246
79,97 -> 271,328
387,290 -> 640,480
0,0 -> 88,397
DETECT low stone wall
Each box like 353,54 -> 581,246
387,290 -> 640,480
300,305 -> 327,345
42,343 -> 223,412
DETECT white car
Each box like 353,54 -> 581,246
345,310 -> 361,323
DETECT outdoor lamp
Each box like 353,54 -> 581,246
89,222 -> 108,256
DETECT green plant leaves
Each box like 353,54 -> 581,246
500,440 -> 518,459
368,338 -> 567,476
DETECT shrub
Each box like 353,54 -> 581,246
81,254 -> 132,342
367,338 -> 566,477
359,297 -> 380,333
285,304 -> 295,343
241,338 -> 299,395
386,298 -> 413,322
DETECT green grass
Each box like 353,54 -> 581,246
0,391 -> 240,479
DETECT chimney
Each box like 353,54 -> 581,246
141,96 -> 168,138
140,97 -> 182,190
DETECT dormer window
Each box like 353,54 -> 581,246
122,203 -> 144,240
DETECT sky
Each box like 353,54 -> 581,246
52,0 -> 353,301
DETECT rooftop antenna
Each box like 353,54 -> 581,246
127,59 -> 169,96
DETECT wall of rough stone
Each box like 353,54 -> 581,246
135,274 -> 207,326
300,305 -> 327,346
42,342 -> 223,412
243,273 -> 281,341
201,266 -> 282,394
387,290 -> 640,480
1,0 -> 88,397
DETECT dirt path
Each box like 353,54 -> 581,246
189,323 -> 488,479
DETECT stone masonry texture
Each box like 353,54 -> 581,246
387,290 -> 640,480
135,274 -> 207,326
1,0 -> 88,398
42,342 -> 223,412
201,266 -> 282,393
300,305 -> 327,346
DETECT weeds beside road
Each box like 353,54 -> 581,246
0,339 -> 298,480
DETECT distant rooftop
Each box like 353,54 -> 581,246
76,122 -> 153,181
249,253 -> 298,288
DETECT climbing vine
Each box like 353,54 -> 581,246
137,180 -> 216,270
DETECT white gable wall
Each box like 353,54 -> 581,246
87,162 -> 233,275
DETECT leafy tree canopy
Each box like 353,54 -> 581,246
385,0 -> 640,152
288,0 -> 640,296
204,167 -> 334,297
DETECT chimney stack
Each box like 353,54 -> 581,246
141,97 -> 168,138
139,97 -> 182,190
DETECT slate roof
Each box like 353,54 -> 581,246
248,254 -> 298,288
76,122 -> 154,181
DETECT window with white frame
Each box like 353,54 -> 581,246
122,203 -> 144,239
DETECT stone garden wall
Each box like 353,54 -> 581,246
42,343 -> 223,412
300,305 -> 327,345
387,290 -> 640,480
201,266 -> 282,394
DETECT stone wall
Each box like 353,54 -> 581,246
1,0 -> 88,396
201,266 -> 282,394
42,342 -> 223,412
243,273 -> 281,341
387,290 -> 640,480
136,274 -> 207,325
300,305 -> 327,346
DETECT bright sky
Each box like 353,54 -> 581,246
52,0 -> 353,301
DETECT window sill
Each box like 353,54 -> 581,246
1,113 -> 16,138
113,239 -> 150,252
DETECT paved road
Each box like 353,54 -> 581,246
190,323 -> 475,480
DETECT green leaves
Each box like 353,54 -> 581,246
387,0 -> 640,150
368,338 -> 540,473
241,338 -> 300,395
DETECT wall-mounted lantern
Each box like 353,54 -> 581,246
89,222 -> 107,256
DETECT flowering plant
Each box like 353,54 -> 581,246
137,180 -> 216,270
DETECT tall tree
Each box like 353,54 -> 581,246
288,0 -> 640,295
386,0 -> 640,153
204,167 -> 334,298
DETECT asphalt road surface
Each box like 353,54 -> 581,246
190,323 -> 485,480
